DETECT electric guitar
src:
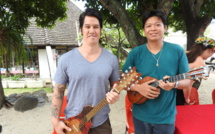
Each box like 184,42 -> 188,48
64,67 -> 142,134
127,66 -> 214,104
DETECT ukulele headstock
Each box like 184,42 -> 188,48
186,66 -> 213,80
115,67 -> 142,92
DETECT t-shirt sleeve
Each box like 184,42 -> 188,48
54,55 -> 68,85
109,56 -> 120,83
178,46 -> 189,74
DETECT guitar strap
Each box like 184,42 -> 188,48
192,79 -> 202,90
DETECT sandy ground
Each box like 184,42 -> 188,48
0,71 -> 214,134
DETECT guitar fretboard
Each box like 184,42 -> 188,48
79,98 -> 108,129
85,98 -> 108,121
149,73 -> 186,87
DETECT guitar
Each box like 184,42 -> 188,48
127,66 -> 214,104
64,67 -> 142,134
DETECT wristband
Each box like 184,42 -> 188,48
174,81 -> 179,88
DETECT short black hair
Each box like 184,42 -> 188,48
79,8 -> 103,29
142,10 -> 167,29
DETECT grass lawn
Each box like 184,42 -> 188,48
4,88 -> 53,96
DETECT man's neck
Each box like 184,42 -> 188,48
147,41 -> 163,53
78,43 -> 101,56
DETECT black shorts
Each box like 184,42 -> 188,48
88,118 -> 112,134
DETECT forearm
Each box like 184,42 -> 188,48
51,83 -> 66,123
177,79 -> 191,89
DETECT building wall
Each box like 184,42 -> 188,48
38,49 -> 56,79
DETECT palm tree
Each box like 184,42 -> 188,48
0,13 -> 31,109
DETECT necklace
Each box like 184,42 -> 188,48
147,44 -> 163,67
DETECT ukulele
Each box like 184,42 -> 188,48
64,67 -> 142,134
127,66 -> 214,104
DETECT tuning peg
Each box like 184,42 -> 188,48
127,87 -> 131,91
139,77 -> 142,80
128,82 -> 131,85
121,73 -> 125,77
130,69 -> 134,73
124,85 -> 127,88
131,84 -> 135,86
120,81 -> 122,83
135,75 -> 139,78
129,66 -> 132,69
132,79 -> 135,82
123,77 -> 126,79
125,70 -> 128,73
135,80 -> 139,83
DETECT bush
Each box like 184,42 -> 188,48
8,74 -> 24,81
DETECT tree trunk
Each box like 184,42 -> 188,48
0,72 -> 5,109
180,0 -> 212,50
4,54 -> 9,76
186,17 -> 212,50
157,0 -> 174,16
22,61 -> 25,74
0,71 -> 13,109
99,0 -> 146,48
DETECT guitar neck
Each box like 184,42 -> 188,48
83,67 -> 142,123
85,98 -> 108,122
84,87 -> 123,121
150,73 -> 186,87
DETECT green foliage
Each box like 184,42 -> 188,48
168,0 -> 215,33
119,59 -> 126,70
103,25 -> 129,46
100,24 -> 129,59
200,0 -> 215,17
0,12 -> 31,68
2,74 -> 25,81
8,74 -> 24,81
0,0 -> 68,29
1,75 -> 6,79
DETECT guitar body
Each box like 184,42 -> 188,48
64,105 -> 93,134
127,76 -> 157,104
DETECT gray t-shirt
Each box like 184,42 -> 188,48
54,47 -> 120,128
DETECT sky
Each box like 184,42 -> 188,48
71,0 -> 86,11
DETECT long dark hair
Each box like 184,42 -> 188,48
187,43 -> 213,63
